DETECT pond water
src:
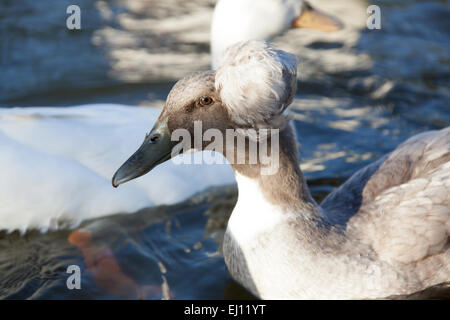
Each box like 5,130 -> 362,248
0,0 -> 448,299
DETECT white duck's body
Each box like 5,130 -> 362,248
0,0 -> 343,232
113,41 -> 450,299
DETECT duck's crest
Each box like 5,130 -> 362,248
215,40 -> 298,128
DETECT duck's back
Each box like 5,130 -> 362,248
322,127 -> 450,291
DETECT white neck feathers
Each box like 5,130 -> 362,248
227,172 -> 288,244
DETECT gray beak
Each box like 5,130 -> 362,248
112,118 -> 175,187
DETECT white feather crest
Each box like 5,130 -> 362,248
215,40 -> 298,127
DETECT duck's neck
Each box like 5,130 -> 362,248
225,124 -> 331,255
223,124 -> 330,297
229,123 -> 320,220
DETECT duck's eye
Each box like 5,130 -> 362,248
198,96 -> 213,107
150,134 -> 160,143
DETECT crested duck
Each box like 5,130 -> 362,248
112,41 -> 450,299
0,0 -> 342,232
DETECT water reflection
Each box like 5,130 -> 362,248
0,190 -> 232,299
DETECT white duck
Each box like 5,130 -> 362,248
211,0 -> 342,68
0,1 -> 342,232
112,41 -> 450,299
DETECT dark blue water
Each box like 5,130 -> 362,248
0,0 -> 449,299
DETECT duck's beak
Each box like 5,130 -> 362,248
292,1 -> 343,32
112,118 -> 175,188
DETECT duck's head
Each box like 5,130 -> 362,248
112,41 -> 298,187
211,0 -> 343,68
